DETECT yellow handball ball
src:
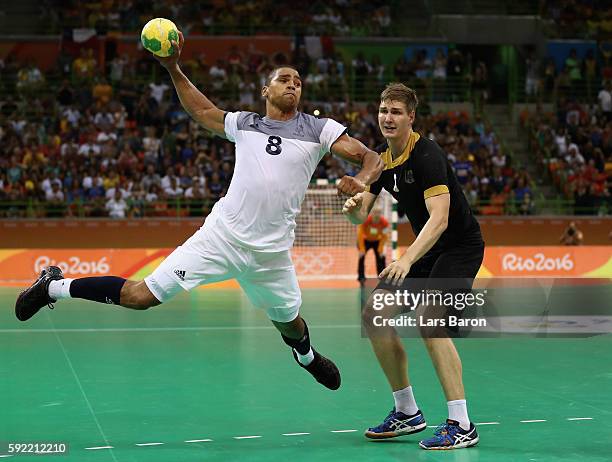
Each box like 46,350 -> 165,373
141,18 -> 179,57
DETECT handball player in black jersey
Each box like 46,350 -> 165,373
343,83 -> 484,450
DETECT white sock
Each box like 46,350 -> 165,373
48,279 -> 74,300
448,399 -> 470,430
294,347 -> 314,366
393,386 -> 419,416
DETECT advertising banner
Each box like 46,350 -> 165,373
0,247 -> 609,287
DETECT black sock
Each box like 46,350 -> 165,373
69,276 -> 126,305
281,320 -> 311,355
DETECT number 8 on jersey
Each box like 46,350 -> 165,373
266,136 -> 282,155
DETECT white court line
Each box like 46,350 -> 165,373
77,417 -> 601,450
47,314 -> 118,462
0,325 -> 360,334
0,456 -> 13,458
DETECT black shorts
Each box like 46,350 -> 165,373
361,239 -> 383,253
375,231 -> 485,333
377,231 -> 484,287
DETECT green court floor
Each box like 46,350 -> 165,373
1,287 -> 611,461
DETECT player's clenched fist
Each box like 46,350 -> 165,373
337,176 -> 366,197
342,193 -> 364,215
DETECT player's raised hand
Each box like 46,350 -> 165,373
379,257 -> 412,286
154,30 -> 184,69
337,176 -> 366,197
342,193 -> 364,215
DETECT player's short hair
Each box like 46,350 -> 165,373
265,65 -> 299,86
380,83 -> 418,113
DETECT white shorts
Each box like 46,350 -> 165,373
144,213 -> 301,323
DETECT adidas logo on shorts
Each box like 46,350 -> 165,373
174,269 -> 186,281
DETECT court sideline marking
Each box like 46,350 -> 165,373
46,312 -> 119,462
77,417 -> 593,451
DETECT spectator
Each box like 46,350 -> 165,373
149,77 -> 170,105
45,182 -> 65,217
513,178 -> 532,203
598,80 -> 611,122
72,48 -> 97,83
432,49 -> 447,101
352,52 -> 371,99
164,176 -> 184,199
93,77 -> 113,106
560,221 -> 584,244
519,192 -> 535,215
525,49 -> 540,100
106,189 -> 128,218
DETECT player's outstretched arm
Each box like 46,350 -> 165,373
330,134 -> 383,196
154,31 -> 226,137
342,191 -> 377,225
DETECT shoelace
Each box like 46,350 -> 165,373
41,270 -> 56,310
382,409 -> 397,423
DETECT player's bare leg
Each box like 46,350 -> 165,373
416,303 -> 477,450
423,337 -> 464,400
362,291 -> 409,391
362,289 -> 426,439
272,315 -> 341,390
119,280 -> 161,309
418,335 -> 478,449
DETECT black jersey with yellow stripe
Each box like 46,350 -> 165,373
368,132 -> 481,251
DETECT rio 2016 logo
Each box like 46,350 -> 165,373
502,252 -> 574,272
34,256 -> 110,275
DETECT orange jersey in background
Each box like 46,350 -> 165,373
358,215 -> 389,252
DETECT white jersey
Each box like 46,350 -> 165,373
211,111 -> 346,252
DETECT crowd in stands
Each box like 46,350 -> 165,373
523,80 -> 611,215
541,0 -> 612,39
0,44 -> 528,218
522,45 -> 612,103
43,0 -> 396,36
419,111 -> 534,215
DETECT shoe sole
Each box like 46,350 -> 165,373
15,291 -> 32,321
364,421 -> 427,439
419,436 -> 479,450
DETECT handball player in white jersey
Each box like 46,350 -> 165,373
16,31 -> 383,390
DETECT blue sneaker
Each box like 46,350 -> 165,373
364,408 -> 427,439
419,419 -> 479,450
